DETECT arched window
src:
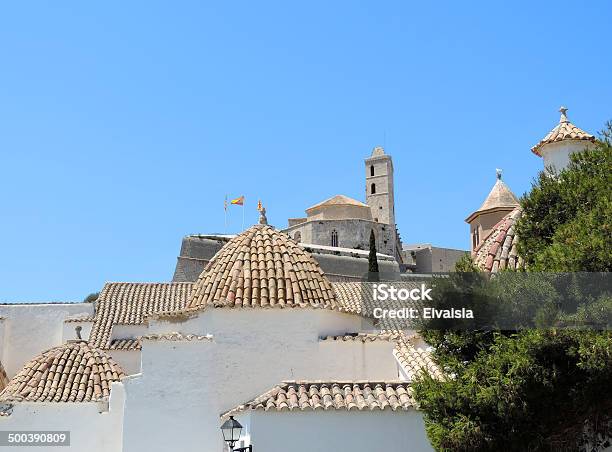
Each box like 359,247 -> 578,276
293,231 -> 301,242
371,183 -> 376,194
331,230 -> 339,247
370,165 -> 375,177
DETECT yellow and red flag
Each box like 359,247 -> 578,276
230,195 -> 245,206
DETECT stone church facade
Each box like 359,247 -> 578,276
284,146 -> 402,261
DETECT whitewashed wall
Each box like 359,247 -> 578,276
540,140 -> 591,173
318,340 -> 399,380
0,303 -> 94,377
121,308 -> 401,452
241,409 -> 434,452
0,382 -> 124,452
109,350 -> 141,376
62,320 -> 93,343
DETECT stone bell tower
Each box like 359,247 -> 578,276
365,146 -> 395,226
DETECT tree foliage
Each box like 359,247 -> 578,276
368,229 -> 379,274
413,122 -> 612,451
83,292 -> 99,303
516,125 -> 612,271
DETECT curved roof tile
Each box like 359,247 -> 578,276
531,107 -> 595,156
0,342 -> 124,403
223,381 -> 416,417
187,225 -> 338,310
473,207 -> 525,273
88,282 -> 192,349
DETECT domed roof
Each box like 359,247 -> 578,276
0,341 -> 124,403
531,107 -> 595,156
473,207 -> 525,272
187,224 -> 338,310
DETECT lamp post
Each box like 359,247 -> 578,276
220,416 -> 252,452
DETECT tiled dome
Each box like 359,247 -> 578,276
187,225 -> 338,310
531,107 -> 595,156
473,207 -> 525,273
0,341 -> 124,403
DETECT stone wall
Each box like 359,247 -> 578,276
284,218 -> 396,257
402,245 -> 468,273
172,233 -> 402,283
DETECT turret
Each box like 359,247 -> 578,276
531,106 -> 595,173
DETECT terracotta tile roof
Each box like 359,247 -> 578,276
141,332 -> 213,342
466,171 -> 519,222
531,107 -> 595,156
320,332 -> 400,342
0,361 -> 8,392
473,207 -> 525,273
88,282 -> 192,349
187,225 -> 338,311
306,194 -> 369,212
109,339 -> 142,351
0,342 -> 124,403
223,381 -> 416,417
393,333 -> 444,381
64,316 -> 95,323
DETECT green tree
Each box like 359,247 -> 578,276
83,292 -> 99,303
368,229 -> 379,274
516,124 -> 612,271
413,122 -> 612,451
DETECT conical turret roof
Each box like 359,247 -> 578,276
466,170 -> 519,223
531,107 -> 595,156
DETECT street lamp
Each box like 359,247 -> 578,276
221,416 -> 252,452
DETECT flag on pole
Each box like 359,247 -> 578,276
230,195 -> 245,206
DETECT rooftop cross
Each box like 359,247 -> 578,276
496,168 -> 502,180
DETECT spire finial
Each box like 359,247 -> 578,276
559,106 -> 569,123
257,200 -> 267,225
496,168 -> 502,180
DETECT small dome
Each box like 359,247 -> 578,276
473,207 -> 525,273
0,342 -> 124,403
531,107 -> 595,156
188,225 -> 338,310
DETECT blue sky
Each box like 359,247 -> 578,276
0,1 -> 610,301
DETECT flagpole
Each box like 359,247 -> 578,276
241,199 -> 245,231
224,195 -> 228,233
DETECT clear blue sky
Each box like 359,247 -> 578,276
0,1 -> 610,301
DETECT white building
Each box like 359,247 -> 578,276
0,223 -> 439,452
0,107 -> 597,451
